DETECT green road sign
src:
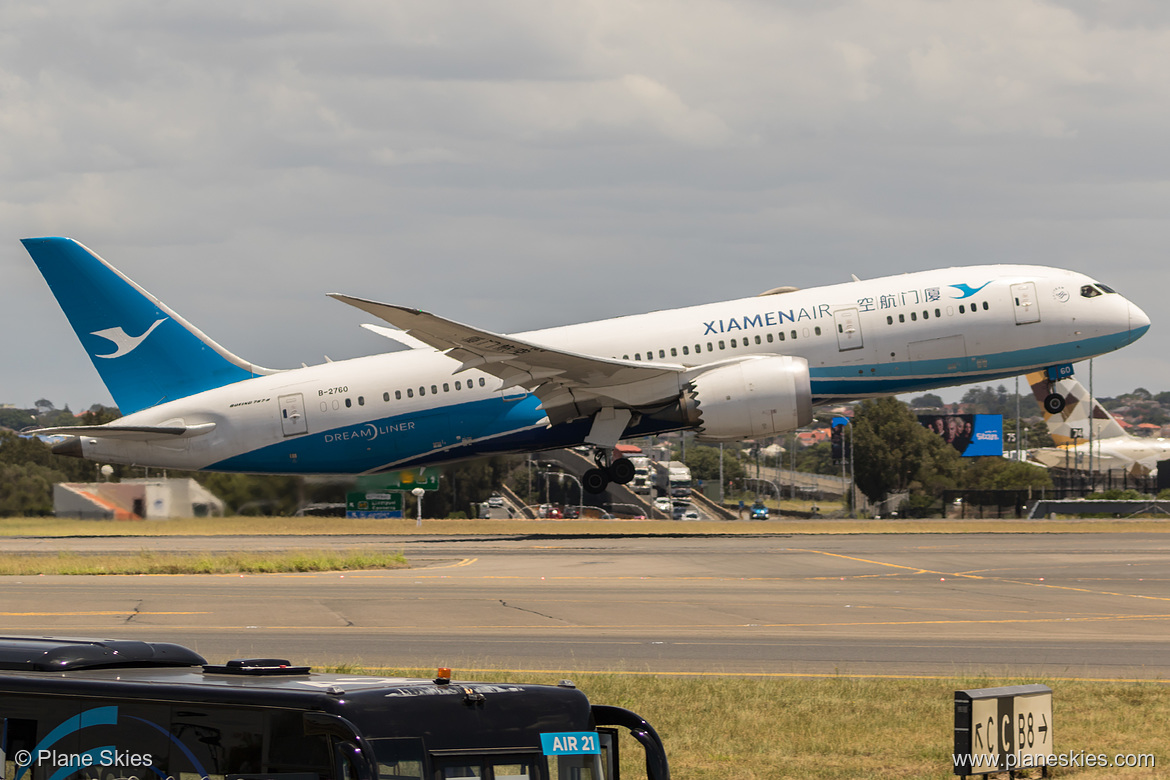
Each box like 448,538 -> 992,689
346,492 -> 404,517
356,468 -> 441,492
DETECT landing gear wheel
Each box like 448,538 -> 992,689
1043,393 -> 1066,415
609,457 -> 635,485
583,468 -> 610,494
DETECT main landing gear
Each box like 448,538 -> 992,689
583,451 -> 636,494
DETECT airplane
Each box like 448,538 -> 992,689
1024,371 -> 1170,476
20,237 -> 1151,493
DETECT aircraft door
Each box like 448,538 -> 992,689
834,308 -> 864,351
1011,282 -> 1040,324
279,393 -> 309,437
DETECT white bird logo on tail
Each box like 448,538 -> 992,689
91,318 -> 168,359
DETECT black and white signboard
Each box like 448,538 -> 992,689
954,684 -> 1052,777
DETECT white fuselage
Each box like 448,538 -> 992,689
74,264 -> 1149,474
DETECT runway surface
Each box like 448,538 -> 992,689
3,532 -> 1169,679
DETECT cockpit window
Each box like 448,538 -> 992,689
1080,285 -> 1102,298
1098,283 -> 1117,294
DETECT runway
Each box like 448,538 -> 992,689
3,532 -> 1169,678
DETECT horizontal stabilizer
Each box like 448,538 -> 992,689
31,422 -> 216,441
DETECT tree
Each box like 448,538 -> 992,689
684,444 -> 745,485
795,441 -> 837,475
0,408 -> 37,431
909,393 -> 945,409
850,397 -> 961,504
958,457 -> 1051,491
81,405 -> 122,425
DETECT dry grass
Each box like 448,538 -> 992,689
2,514 -> 1169,537
0,548 -> 406,575
319,668 -> 1170,779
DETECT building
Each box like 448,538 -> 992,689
53,478 -> 225,520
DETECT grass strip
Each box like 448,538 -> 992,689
3,516 -> 1170,537
0,548 -> 407,575
317,668 -> 1170,779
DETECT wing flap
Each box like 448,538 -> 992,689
330,294 -> 687,422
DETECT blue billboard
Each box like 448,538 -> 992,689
918,414 -> 1003,457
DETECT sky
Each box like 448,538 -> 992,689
3,0 -> 1170,413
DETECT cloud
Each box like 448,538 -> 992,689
3,0 -> 1170,409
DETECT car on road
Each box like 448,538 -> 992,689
653,497 -> 672,513
750,502 -> 769,520
487,494 -> 504,508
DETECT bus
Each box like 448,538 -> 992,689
0,636 -> 669,780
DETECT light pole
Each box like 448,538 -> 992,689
542,471 -> 583,518
411,487 -> 425,527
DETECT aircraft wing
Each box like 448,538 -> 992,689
330,294 -> 687,425
29,422 -> 217,441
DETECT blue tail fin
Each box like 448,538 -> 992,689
22,237 -> 274,414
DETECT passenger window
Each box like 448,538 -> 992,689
922,310 -> 929,319
790,330 -> 797,339
383,392 -> 390,402
682,345 -> 689,355
814,326 -> 821,336
718,340 -> 726,349
659,350 -> 666,358
899,314 -> 905,323
345,398 -> 352,408
778,332 -> 785,341
670,347 -> 677,357
443,383 -> 450,392
407,389 -> 414,398
431,385 -> 438,395
959,305 -> 965,314
766,333 -> 773,343
479,378 -> 486,387
707,342 -> 714,351
934,309 -> 941,318
910,312 -> 917,321
358,396 -> 365,406
982,301 -> 989,310
419,387 -> 426,397
455,381 -> 462,390
730,338 -> 737,348
369,737 -> 426,780
395,390 -> 402,400
433,756 -> 538,780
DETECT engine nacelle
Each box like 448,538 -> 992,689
684,356 -> 813,441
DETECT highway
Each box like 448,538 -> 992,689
2,532 -> 1169,679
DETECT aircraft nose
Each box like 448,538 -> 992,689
1129,299 -> 1151,342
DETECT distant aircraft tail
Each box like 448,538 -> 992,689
1026,371 -> 1127,445
22,237 -> 275,415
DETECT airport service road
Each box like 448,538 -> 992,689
3,533 -> 1169,679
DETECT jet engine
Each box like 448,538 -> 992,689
682,355 -> 813,441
